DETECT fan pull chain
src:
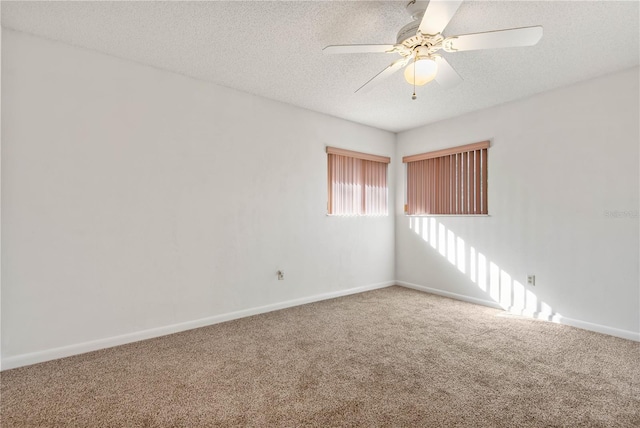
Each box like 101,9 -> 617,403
411,58 -> 417,100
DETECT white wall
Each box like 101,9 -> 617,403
2,29 -> 637,370
395,67 -> 640,339
1,29 -> 396,366
0,13 -> 3,369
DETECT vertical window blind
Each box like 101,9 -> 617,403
327,147 -> 390,216
403,141 -> 489,215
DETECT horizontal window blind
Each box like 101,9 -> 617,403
403,141 -> 489,215
327,147 -> 389,216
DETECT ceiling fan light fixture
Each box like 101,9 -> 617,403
404,56 -> 438,86
324,0 -> 543,94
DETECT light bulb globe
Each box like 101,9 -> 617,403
404,57 -> 438,86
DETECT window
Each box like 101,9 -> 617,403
403,141 -> 489,215
327,146 -> 390,216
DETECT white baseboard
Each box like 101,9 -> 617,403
556,316 -> 640,342
396,281 -> 640,342
1,281 -> 395,371
397,281 -> 504,310
4,279 -> 637,370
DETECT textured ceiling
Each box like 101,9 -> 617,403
2,1 -> 639,133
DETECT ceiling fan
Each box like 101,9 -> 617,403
323,0 -> 543,99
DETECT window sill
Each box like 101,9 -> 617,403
327,214 -> 389,217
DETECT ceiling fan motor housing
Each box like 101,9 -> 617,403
396,1 -> 444,55
396,22 -> 445,58
396,20 -> 421,44
397,0 -> 430,43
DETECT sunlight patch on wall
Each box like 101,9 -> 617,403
456,237 -> 465,274
469,246 -> 476,282
447,230 -> 456,265
500,270 -> 511,308
438,223 -> 446,256
478,252 -> 487,292
421,217 -> 429,242
429,218 -> 437,249
490,262 -> 500,303
408,217 -> 561,322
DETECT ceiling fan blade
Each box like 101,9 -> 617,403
434,56 -> 462,89
323,44 -> 397,54
418,0 -> 463,35
444,26 -> 543,52
356,57 -> 411,93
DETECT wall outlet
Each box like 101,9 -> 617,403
527,274 -> 535,286
277,270 -> 284,280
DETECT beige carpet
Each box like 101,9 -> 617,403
1,286 -> 639,427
